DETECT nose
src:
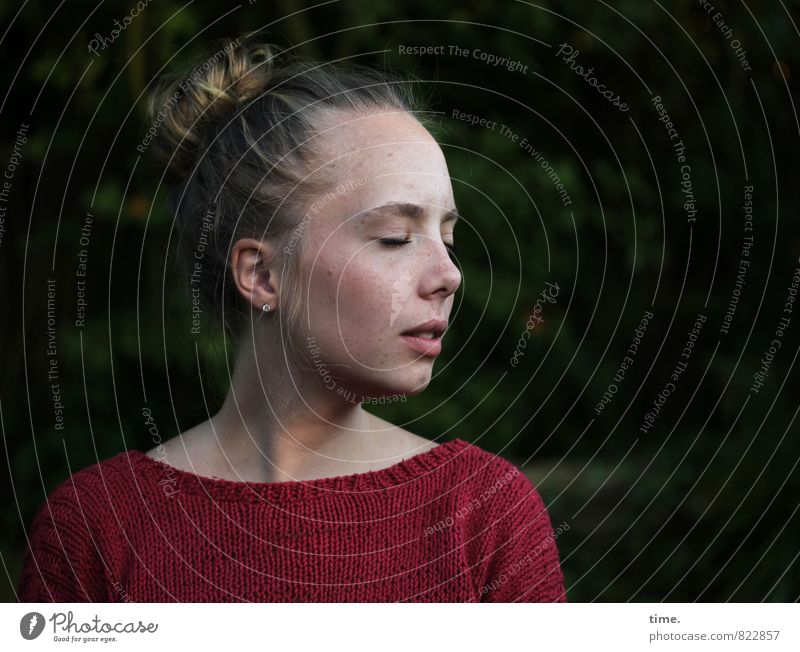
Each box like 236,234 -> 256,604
419,238 -> 461,299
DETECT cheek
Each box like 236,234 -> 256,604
337,257 -> 394,331
308,248 -> 396,343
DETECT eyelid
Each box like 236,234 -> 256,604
378,242 -> 457,261
378,237 -> 411,247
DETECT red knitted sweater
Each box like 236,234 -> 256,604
18,438 -> 567,602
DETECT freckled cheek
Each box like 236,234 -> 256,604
336,259 -> 392,329
306,250 -> 389,331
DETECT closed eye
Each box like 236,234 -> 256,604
379,238 -> 457,255
379,238 -> 412,247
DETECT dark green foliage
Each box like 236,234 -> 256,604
2,0 -> 797,602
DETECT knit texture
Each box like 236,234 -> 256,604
18,438 -> 567,602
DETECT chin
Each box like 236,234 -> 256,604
387,371 -> 433,397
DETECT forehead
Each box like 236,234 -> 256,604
312,109 -> 454,218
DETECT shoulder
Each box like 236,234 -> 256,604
19,451 -> 137,602
416,437 -> 551,525
22,448 -> 162,559
450,440 -> 536,502
452,442 -> 564,543
447,442 -> 567,602
41,451 -> 141,508
455,442 -> 557,546
22,450 -> 144,551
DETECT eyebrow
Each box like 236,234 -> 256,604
365,202 -> 460,224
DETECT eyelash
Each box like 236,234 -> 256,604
379,238 -> 411,247
379,238 -> 457,254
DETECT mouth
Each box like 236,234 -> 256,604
400,320 -> 447,357
399,334 -> 442,357
400,320 -> 447,338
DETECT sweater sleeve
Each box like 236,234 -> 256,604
17,477 -> 113,602
469,462 -> 567,602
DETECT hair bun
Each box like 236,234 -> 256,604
147,38 -> 280,183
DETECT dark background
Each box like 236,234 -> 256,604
1,0 -> 798,601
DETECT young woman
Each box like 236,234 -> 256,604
18,37 -> 566,603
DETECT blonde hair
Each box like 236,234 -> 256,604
147,35 -> 434,345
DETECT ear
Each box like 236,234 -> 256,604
230,237 -> 280,312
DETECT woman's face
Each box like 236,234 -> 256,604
295,109 -> 462,401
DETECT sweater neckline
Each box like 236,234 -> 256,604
125,438 -> 471,503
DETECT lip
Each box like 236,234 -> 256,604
400,319 -> 448,357
400,319 -> 448,338
400,334 -> 442,357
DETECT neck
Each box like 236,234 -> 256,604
206,330 -> 395,483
